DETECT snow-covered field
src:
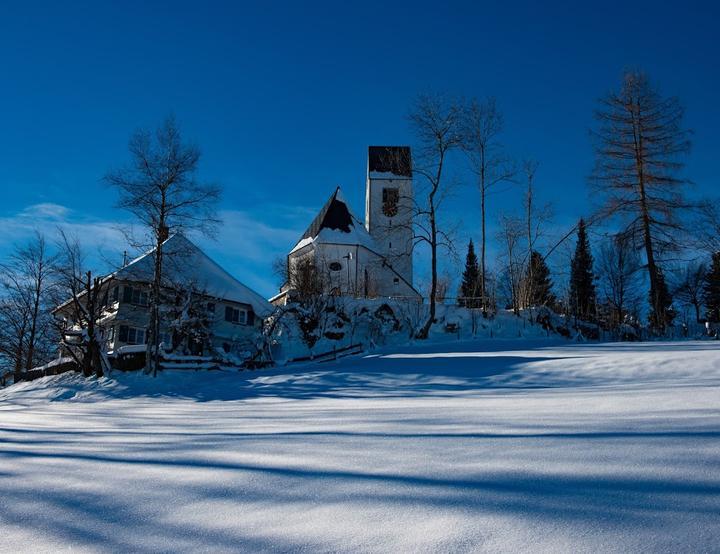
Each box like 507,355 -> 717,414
1,339 -> 719,553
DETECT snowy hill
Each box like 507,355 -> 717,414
2,340 -> 720,552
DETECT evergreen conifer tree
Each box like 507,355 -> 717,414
704,252 -> 720,323
459,240 -> 481,308
526,250 -> 555,307
569,219 -> 597,321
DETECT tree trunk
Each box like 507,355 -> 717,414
148,222 -> 168,377
525,177 -> 533,310
148,244 -> 162,377
25,269 -> 43,370
480,178 -> 487,315
13,321 -> 26,383
418,208 -> 438,340
635,126 -> 663,332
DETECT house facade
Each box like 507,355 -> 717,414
55,234 -> 272,357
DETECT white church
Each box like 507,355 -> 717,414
271,146 -> 421,304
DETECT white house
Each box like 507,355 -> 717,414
272,146 -> 420,304
55,234 -> 273,357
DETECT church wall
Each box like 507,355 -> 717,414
365,174 -> 414,286
301,243 -> 419,300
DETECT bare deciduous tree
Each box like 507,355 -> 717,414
0,233 -> 57,381
519,160 -> 553,311
461,98 -> 515,314
672,261 -> 707,324
591,71 -> 692,332
496,213 -> 525,314
597,233 -> 642,329
407,94 -> 464,339
105,116 -> 221,376
53,230 -> 110,378
693,201 -> 720,255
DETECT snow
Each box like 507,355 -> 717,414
289,188 -> 378,254
112,344 -> 147,355
288,235 -> 315,254
288,225 -> 377,254
1,340 -> 720,552
113,234 -> 273,317
368,170 -> 411,180
31,356 -> 74,372
315,225 -> 377,250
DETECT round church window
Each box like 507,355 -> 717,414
329,262 -> 342,272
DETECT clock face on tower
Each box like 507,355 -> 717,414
382,188 -> 399,217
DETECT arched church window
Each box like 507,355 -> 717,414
328,261 -> 342,272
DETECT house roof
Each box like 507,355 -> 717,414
111,234 -> 273,316
290,187 -> 377,254
368,146 -> 412,178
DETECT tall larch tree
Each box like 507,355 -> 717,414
591,71 -> 691,333
705,252 -> 720,324
568,219 -> 597,321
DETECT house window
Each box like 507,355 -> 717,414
225,306 -> 247,325
328,261 -> 342,272
111,286 -> 119,302
122,286 -> 148,306
118,325 -> 146,345
393,277 -> 400,288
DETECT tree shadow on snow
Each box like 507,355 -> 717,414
23,352 -> 583,402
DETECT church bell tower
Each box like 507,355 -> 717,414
365,146 -> 414,286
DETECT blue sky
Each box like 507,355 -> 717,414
0,1 -> 717,297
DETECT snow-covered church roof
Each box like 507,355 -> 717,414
290,187 -> 377,254
113,234 -> 272,316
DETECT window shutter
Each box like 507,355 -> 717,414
225,306 -> 233,322
119,326 -> 128,342
122,286 -> 132,303
247,310 -> 255,326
